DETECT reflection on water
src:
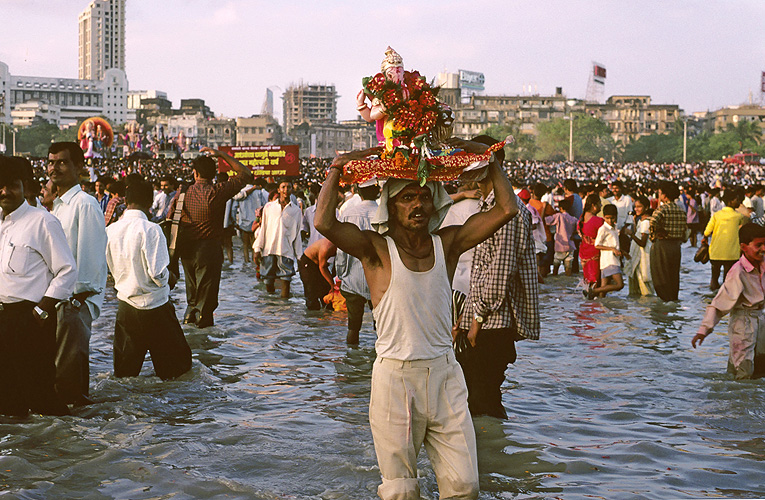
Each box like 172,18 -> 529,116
2,246 -> 764,499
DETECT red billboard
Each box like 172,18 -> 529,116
761,71 -> 765,93
218,145 -> 300,177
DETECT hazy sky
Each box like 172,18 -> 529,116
2,0 -> 764,124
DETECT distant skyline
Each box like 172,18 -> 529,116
2,0 -> 764,125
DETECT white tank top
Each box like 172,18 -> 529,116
373,234 -> 453,360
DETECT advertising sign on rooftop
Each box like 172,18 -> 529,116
458,70 -> 485,91
218,145 -> 300,177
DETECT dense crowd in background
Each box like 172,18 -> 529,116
22,155 -> 765,205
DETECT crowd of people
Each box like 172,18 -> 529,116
3,138 -> 765,499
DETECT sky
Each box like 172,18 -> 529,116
1,0 -> 764,125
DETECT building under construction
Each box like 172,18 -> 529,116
282,83 -> 337,136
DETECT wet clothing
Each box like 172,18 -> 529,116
106,209 -> 191,378
169,175 -> 248,326
458,196 -> 539,419
114,300 -> 191,380
698,255 -> 765,379
650,201 -> 687,301
52,184 -> 108,403
579,215 -> 604,285
650,239 -> 682,302
0,301 -> 69,416
298,253 -> 331,310
0,201 -> 76,416
370,352 -> 478,500
371,234 -> 478,499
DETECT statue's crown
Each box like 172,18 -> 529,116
381,46 -> 403,72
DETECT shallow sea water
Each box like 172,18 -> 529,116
2,242 -> 764,499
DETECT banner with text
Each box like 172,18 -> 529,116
219,145 -> 300,177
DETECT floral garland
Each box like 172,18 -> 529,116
361,70 -> 440,142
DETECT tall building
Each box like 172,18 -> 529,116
282,83 -> 337,135
78,0 -> 126,80
0,60 -> 129,127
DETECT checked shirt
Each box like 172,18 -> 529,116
458,192 -> 540,340
169,176 -> 248,241
649,200 -> 688,241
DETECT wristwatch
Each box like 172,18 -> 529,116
474,313 -> 484,324
33,306 -> 49,321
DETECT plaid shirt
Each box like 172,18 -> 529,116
104,195 -> 124,226
169,176 -> 247,240
458,193 -> 540,340
649,200 -> 688,241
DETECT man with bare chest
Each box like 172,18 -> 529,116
315,139 -> 517,500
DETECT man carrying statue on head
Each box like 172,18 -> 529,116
320,47 -> 519,498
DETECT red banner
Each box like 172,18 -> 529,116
761,71 -> 765,93
594,65 -> 607,79
218,145 -> 300,177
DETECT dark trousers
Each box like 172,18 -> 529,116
114,300 -> 192,380
457,327 -> 517,419
181,238 -> 224,324
710,259 -> 737,287
651,238 -> 682,302
55,300 -> 92,404
0,301 -> 68,416
340,289 -> 371,332
298,254 -> 332,310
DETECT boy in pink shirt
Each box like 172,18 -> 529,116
693,223 -> 765,379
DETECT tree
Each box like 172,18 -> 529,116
15,120 -> 60,157
480,123 -> 538,161
536,114 -> 616,162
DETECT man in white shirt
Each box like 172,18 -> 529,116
254,180 -> 303,298
106,180 -> 191,380
607,180 -> 634,253
232,183 -> 263,264
335,183 -> 379,344
48,142 -> 108,406
149,176 -> 175,222
0,156 -> 76,416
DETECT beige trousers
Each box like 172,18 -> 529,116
369,350 -> 479,500
727,309 -> 765,379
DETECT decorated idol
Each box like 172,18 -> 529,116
342,47 -> 511,186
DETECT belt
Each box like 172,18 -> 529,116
0,300 -> 35,312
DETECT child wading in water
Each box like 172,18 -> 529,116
692,222 -> 765,379
585,204 -> 627,298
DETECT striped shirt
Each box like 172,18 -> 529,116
458,192 -> 540,340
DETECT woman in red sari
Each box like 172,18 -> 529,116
578,194 -> 604,293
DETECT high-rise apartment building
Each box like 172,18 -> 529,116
282,83 -> 337,135
78,0 -> 126,80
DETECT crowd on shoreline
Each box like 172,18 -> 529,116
20,154 -> 765,202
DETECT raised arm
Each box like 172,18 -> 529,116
314,147 -> 383,260
200,147 -> 255,184
443,138 -> 518,257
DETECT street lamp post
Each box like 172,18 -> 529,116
566,99 -> 576,162
683,119 -> 687,164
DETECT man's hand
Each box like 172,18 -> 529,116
168,269 -> 179,290
200,147 -> 221,157
72,291 -> 94,305
331,146 -> 383,169
467,317 -> 482,347
444,138 -> 491,155
691,332 -> 707,348
34,296 -> 58,327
